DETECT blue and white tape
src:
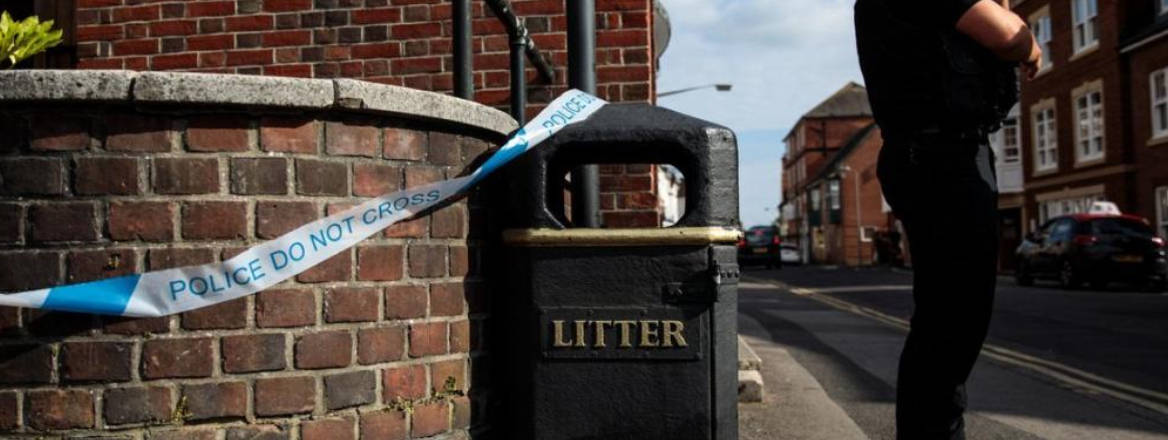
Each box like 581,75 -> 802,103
0,90 -> 606,317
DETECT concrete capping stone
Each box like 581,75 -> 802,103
0,70 -> 517,136
738,335 -> 762,371
334,78 -> 517,135
0,69 -> 134,102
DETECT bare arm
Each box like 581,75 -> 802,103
955,0 -> 1042,77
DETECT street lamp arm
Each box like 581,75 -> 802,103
657,83 -> 732,97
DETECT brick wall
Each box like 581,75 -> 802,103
0,72 -> 507,438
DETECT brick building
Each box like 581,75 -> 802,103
1008,0 -> 1168,243
6,0 -> 672,227
779,83 -> 892,266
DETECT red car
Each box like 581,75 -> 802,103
1015,213 -> 1168,290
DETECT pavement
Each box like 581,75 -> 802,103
736,265 -> 1168,440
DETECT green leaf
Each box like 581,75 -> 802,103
0,11 -> 64,69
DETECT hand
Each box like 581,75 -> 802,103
1021,41 -> 1042,80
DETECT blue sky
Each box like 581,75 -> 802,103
655,0 -> 863,227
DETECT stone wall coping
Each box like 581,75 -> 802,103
0,70 -> 519,136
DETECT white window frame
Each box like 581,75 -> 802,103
1157,186 -> 1168,237
1030,11 -> 1053,71
1071,0 -> 1099,54
810,186 -> 821,211
1152,67 -> 1168,139
1073,82 -> 1105,163
1032,101 -> 1058,174
828,180 -> 841,211
991,105 -> 1022,165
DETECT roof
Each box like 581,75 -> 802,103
804,122 -> 879,188
784,82 -> 871,140
802,82 -> 872,118
1067,213 -> 1150,224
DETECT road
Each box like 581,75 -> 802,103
738,265 -> 1168,439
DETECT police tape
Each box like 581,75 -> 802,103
0,90 -> 606,317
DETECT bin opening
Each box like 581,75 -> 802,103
555,164 -> 686,228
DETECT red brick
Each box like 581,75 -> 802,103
360,410 -> 407,440
187,116 -> 251,151
182,382 -> 246,421
200,51 -> 226,67
182,201 -> 247,240
264,0 -> 312,12
150,428 -> 218,440
409,322 -> 447,357
391,22 -> 441,39
230,157 -> 288,195
452,395 -> 471,429
30,114 -> 91,151
254,376 -> 315,416
297,251 -> 352,283
112,4 -> 160,22
78,24 -> 125,42
127,23 -> 149,38
404,166 -> 443,187
429,282 -> 464,317
352,42 -> 401,59
382,364 -> 427,401
187,34 -> 235,51
357,245 -> 403,281
0,307 -> 18,336
103,315 -> 171,335
408,244 -> 447,278
326,120 -> 380,157
150,20 -> 197,36
0,158 -> 65,195
324,370 -> 377,410
450,319 -> 471,353
188,0 -> 235,17
302,416 -> 356,440
154,158 -> 219,194
0,344 -> 54,384
0,252 -> 60,292
66,248 -> 138,283
384,285 -> 427,320
353,8 -> 401,24
391,56 -> 441,74
353,163 -> 401,197
226,49 -> 273,66
295,330 -> 352,369
75,157 -> 140,195
449,245 -> 470,277
431,358 -> 466,392
151,53 -> 199,69
597,65 -> 651,82
428,132 -> 462,166
0,392 -> 16,431
261,117 -> 318,152
603,211 -> 659,228
411,401 -> 450,438
431,204 -> 466,238
257,201 -> 317,239
358,326 -> 405,364
113,38 -> 159,55
147,247 -> 215,270
103,386 -> 172,425
599,174 -> 652,192
296,158 -> 349,196
222,333 -> 286,373
29,203 -> 97,243
263,30 -> 311,46
181,298 -> 247,330
384,216 -> 428,238
26,390 -> 95,430
256,288 -> 316,327
142,337 -> 213,379
325,287 -> 380,323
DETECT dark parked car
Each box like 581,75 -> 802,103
738,225 -> 782,269
1015,213 -> 1168,290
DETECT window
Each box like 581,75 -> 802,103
1033,104 -> 1058,173
828,180 -> 841,210
1031,13 -> 1053,69
1038,194 -> 1103,223
1152,68 -> 1168,139
1074,86 -> 1104,162
1157,187 -> 1168,237
1072,0 -> 1099,54
994,115 -> 1021,164
810,186 -> 821,211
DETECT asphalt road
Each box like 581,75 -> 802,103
738,264 -> 1168,439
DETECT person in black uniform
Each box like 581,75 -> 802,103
854,1 -> 1041,438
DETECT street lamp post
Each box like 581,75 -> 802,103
657,83 -> 732,98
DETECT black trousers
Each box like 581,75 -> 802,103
876,134 -> 999,440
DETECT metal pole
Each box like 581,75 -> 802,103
510,32 -> 528,124
453,0 -> 473,100
567,0 -> 600,227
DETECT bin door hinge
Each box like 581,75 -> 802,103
708,247 -> 739,288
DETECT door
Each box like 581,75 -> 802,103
998,208 -> 1022,272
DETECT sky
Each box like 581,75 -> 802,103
655,0 -> 864,227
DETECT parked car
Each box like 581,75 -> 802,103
1015,213 -> 1168,290
780,244 -> 801,265
738,225 -> 782,269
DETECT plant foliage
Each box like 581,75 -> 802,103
0,11 -> 64,69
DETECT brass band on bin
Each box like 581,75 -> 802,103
502,227 -> 744,247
